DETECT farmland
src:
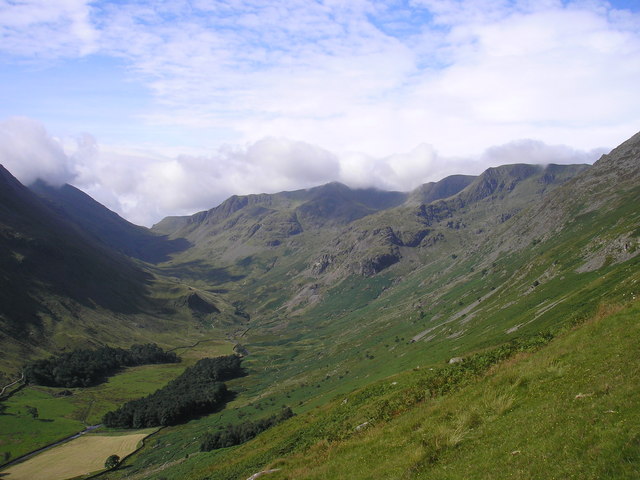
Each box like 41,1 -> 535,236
2,430 -> 154,480
0,339 -> 233,463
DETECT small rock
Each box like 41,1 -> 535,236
355,421 -> 370,432
246,469 -> 281,480
448,357 -> 464,364
575,393 -> 593,399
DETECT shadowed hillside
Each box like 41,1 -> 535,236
0,166 -> 151,326
31,181 -> 190,263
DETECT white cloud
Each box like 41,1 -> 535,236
0,117 -> 75,186
0,1 -> 637,224
1,0 -> 638,156
480,139 -> 607,166
1,119 -> 606,226
65,133 -> 346,226
0,0 -> 98,58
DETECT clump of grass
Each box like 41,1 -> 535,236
481,387 -> 516,416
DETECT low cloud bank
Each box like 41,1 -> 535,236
0,118 -> 606,227
0,117 -> 75,187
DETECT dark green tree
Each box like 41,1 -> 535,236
105,454 -> 120,469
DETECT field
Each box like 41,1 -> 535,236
101,248 -> 639,479
0,339 -> 233,464
1,430 -> 153,480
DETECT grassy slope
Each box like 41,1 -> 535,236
151,298 -> 640,480
106,191 -> 639,479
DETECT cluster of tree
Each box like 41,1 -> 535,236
103,355 -> 244,428
200,406 -> 294,452
24,343 -> 180,388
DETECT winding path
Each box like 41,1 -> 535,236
0,372 -> 24,398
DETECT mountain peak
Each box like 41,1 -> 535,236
408,174 -> 476,205
592,130 -> 640,174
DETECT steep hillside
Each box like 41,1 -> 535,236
0,166 -> 149,328
0,168 -> 238,376
300,163 -> 589,279
152,183 -> 409,270
150,183 -> 413,291
406,174 -> 476,206
30,181 -> 189,263
157,299 -> 640,480
153,182 -> 408,238
148,174 -> 493,300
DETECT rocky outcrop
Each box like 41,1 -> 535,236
358,251 -> 401,276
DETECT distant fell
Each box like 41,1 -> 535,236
407,174 -> 476,206
152,182 -> 408,237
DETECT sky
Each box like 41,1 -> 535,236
0,0 -> 639,226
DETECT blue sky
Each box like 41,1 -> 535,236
1,0 -> 639,225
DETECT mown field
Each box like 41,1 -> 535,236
1,430 -> 154,480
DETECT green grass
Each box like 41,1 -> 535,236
3,158 -> 638,479
113,215 -> 639,478
108,237 -> 637,478
139,298 -> 639,480
0,388 -> 82,463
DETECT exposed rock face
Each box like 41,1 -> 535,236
359,251 -> 401,276
299,164 -> 591,281
246,469 -> 281,480
311,254 -> 334,275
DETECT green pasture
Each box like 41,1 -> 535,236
0,338 -> 233,465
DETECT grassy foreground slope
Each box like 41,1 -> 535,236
150,299 -> 640,480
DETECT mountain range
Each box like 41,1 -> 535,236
0,131 -> 638,479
